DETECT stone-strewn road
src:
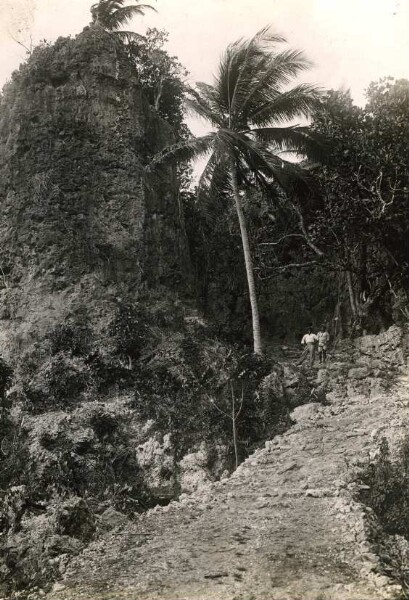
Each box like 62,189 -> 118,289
48,331 -> 409,600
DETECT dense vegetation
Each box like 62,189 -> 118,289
0,0 -> 407,595
150,27 -> 324,354
186,79 -> 409,341
358,438 -> 409,592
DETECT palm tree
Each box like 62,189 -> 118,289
90,0 -> 156,41
150,28 -> 324,355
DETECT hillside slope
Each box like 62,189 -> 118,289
46,326 -> 409,600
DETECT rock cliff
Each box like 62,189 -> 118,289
0,25 -> 190,365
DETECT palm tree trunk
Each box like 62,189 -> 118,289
230,162 -> 262,355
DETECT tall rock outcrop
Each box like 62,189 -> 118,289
0,25 -> 190,363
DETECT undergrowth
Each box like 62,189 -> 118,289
358,437 -> 409,595
0,292 -> 313,595
359,438 -> 409,539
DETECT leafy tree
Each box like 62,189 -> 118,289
150,27 -> 323,354
126,28 -> 188,129
308,80 -> 409,331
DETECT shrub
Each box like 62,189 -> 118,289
108,301 -> 150,362
49,323 -> 92,356
133,333 -> 287,464
358,437 -> 409,538
24,352 -> 94,411
85,350 -> 134,392
0,358 -> 13,401
53,496 -> 95,542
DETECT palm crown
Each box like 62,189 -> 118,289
151,27 -> 324,197
90,0 -> 155,32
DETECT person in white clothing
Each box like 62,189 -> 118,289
317,326 -> 330,364
297,327 -> 318,367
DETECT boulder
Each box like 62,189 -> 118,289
348,366 -> 372,380
136,433 -> 176,497
354,326 -> 406,367
290,402 -> 323,423
97,507 -> 129,531
179,444 -> 212,494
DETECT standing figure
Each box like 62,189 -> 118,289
297,327 -> 318,367
317,326 -> 330,364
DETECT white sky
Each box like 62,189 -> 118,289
0,0 -> 408,119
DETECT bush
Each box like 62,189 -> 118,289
49,323 -> 92,356
108,301 -> 150,362
359,437 -> 409,538
24,352 -> 94,411
85,350 -> 134,392
0,358 -> 13,401
53,496 -> 95,542
133,333 -> 288,464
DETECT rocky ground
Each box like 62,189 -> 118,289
30,326 -> 409,600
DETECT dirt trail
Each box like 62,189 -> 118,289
48,339 -> 409,600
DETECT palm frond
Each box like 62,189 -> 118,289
196,152 -> 231,223
92,0 -> 124,14
237,49 -> 313,121
249,84 -> 322,126
197,151 -> 219,191
213,129 -> 275,191
229,27 -> 287,117
146,133 -> 216,172
252,126 -> 329,162
110,30 -> 146,44
225,130 -> 316,196
91,0 -> 124,24
215,38 -> 250,117
185,86 -> 226,127
200,153 -> 231,196
107,5 -> 155,29
270,158 -> 317,197
91,0 -> 155,30
195,83 -> 229,125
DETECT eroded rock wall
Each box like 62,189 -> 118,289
0,26 -> 189,363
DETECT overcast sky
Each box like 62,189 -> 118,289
0,0 -> 408,109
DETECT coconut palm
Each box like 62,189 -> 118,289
150,28 -> 324,355
90,0 -> 156,41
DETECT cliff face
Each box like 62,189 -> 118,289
0,25 -> 189,363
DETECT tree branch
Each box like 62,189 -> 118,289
259,233 -> 304,247
8,30 -> 32,55
292,204 -> 324,257
258,261 -> 318,279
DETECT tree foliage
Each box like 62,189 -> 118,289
90,0 -> 155,33
306,79 -> 409,330
205,78 -> 409,338
150,27 -> 323,353
126,28 -> 188,130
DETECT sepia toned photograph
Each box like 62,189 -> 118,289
0,1 -> 408,598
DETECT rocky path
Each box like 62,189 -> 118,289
48,333 -> 409,600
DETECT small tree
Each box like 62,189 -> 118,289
208,382 -> 244,469
126,28 -> 188,129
